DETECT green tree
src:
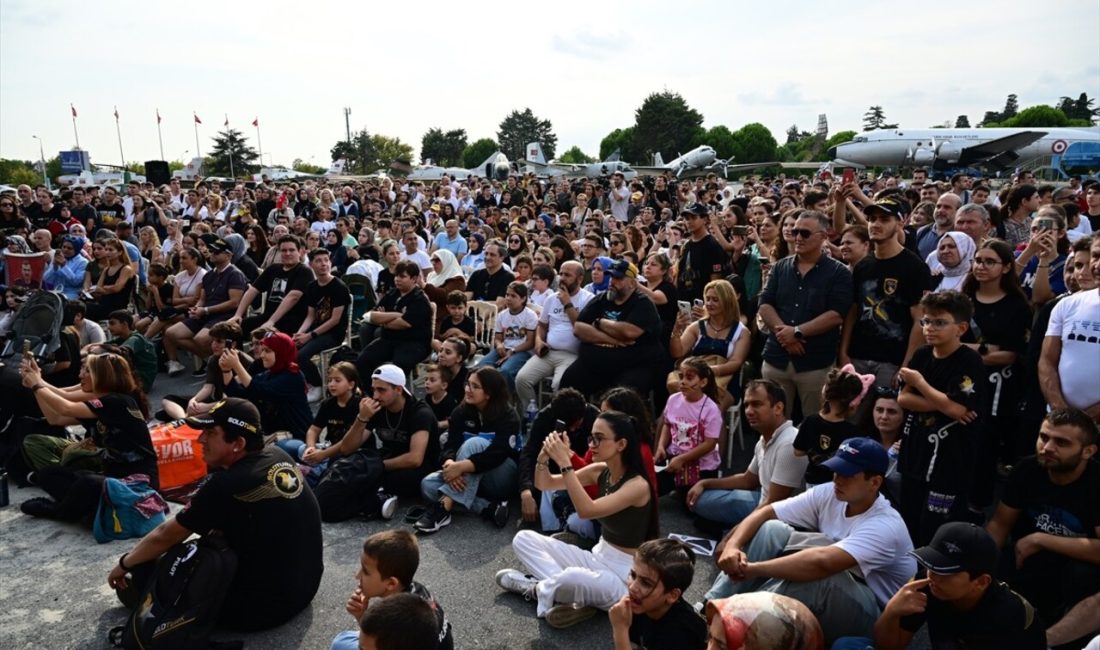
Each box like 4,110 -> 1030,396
599,127 -> 635,162
986,105 -> 1092,128
420,128 -> 467,166
462,138 -> 499,169
291,159 -> 327,175
1072,92 -> 1097,121
863,106 -> 887,130
729,123 -> 778,163
208,129 -> 259,177
45,156 -> 61,184
1002,93 -> 1019,120
955,115 -> 971,128
370,134 -> 414,171
558,146 -> 596,164
0,159 -> 40,186
981,110 -> 1001,126
497,109 -> 557,162
631,91 -> 704,162
168,160 -> 186,173
817,131 -> 858,162
330,129 -> 378,175
699,125 -> 738,161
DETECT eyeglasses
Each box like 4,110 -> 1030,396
588,434 -> 611,447
791,228 -> 819,239
972,258 -> 1003,267
919,318 -> 959,329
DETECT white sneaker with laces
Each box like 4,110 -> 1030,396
167,360 -> 185,376
379,493 -> 398,520
495,569 -> 538,600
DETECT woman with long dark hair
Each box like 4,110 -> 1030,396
415,367 -> 520,533
497,410 -> 658,628
19,352 -> 156,523
245,224 -> 269,269
86,239 -> 136,321
961,238 -> 1032,506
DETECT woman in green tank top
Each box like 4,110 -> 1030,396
497,411 -> 660,628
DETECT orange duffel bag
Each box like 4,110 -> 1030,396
149,421 -> 207,501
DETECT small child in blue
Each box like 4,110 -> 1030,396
331,529 -> 454,650
792,364 -> 875,486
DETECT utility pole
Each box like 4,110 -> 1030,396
344,107 -> 352,171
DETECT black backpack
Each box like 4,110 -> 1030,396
108,536 -> 240,650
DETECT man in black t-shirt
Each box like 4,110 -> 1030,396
986,408 -> 1100,631
356,260 -> 433,378
465,240 -> 514,304
317,364 -> 439,521
841,197 -> 931,388
229,235 -> 314,335
676,204 -> 729,302
862,522 -> 1046,650
108,399 -> 323,632
293,247 -> 351,390
561,260 -> 665,398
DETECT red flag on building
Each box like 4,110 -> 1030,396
70,104 -> 77,118
194,113 -> 202,124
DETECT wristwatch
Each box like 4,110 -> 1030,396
793,326 -> 805,340
978,343 -> 989,356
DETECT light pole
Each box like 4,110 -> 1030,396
31,135 -> 49,189
179,149 -> 189,162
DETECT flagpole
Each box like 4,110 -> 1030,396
156,109 -> 165,160
225,115 -> 235,180
70,104 -> 81,149
193,113 -> 202,166
254,118 -> 263,165
114,107 -> 126,169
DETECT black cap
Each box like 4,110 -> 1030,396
185,398 -> 262,442
910,522 -> 997,577
202,235 -> 231,254
680,203 -> 709,218
863,197 -> 910,220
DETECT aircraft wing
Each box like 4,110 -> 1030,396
956,131 -> 1046,166
629,165 -> 670,175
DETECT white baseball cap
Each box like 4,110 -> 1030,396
372,364 -> 411,395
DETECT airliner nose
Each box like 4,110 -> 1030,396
827,146 -> 838,158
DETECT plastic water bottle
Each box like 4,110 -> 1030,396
522,399 -> 538,450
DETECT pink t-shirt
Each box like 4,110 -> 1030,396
663,392 -> 722,471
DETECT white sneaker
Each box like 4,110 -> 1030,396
167,360 -> 185,376
307,386 -> 324,403
379,493 -> 398,520
495,569 -> 538,600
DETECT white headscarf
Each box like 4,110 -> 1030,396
427,248 -> 463,287
925,231 -> 976,292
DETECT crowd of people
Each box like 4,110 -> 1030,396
1,165 -> 1099,649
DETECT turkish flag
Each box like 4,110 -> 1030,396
252,117 -> 258,128
70,104 -> 77,118
194,113 -> 202,124
157,108 -> 161,124
114,106 -> 119,120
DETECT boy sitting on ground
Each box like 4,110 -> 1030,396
609,538 -> 707,650
331,529 -> 454,650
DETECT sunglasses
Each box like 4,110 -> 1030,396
791,228 -> 819,239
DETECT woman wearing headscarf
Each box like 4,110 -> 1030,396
323,229 -> 349,275
462,233 -> 486,271
424,249 -> 466,315
221,331 -> 312,441
42,235 -> 89,299
222,233 -> 260,282
582,256 -> 614,295
925,231 -> 976,292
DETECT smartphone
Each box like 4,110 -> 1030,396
554,419 -> 566,432
677,300 -> 692,315
693,299 -> 704,309
842,168 -> 855,185
732,225 -> 751,236
1036,218 -> 1054,232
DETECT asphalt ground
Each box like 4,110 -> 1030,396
1,367 -> 734,650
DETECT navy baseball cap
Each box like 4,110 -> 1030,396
821,437 -> 888,476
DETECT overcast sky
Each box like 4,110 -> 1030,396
2,0 -> 1098,170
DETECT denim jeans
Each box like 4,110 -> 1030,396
706,520 -> 879,645
477,349 -> 532,388
278,439 -> 329,487
420,436 -> 518,514
330,630 -> 358,650
690,488 -> 760,528
830,638 -> 874,650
